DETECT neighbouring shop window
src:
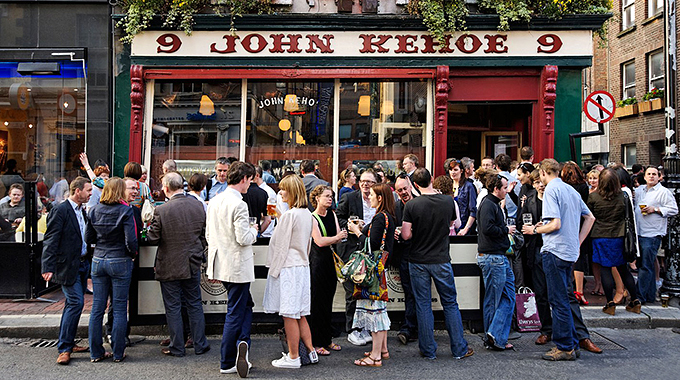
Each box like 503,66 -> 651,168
338,80 -> 427,182
245,80 -> 334,182
622,61 -> 636,100
622,0 -> 635,30
623,143 -> 637,169
648,50 -> 664,91
0,62 -> 85,202
648,0 -> 663,17
150,80 -> 242,193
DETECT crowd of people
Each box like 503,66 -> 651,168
5,145 -> 673,372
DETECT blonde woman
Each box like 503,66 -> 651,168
338,167 -> 357,200
263,175 -> 317,369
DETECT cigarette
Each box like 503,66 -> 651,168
46,280 -> 49,287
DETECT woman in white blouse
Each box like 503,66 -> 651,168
263,174 -> 317,369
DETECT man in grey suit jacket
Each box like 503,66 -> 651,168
147,172 -> 210,357
300,159 -> 328,210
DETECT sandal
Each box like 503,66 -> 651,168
354,356 -> 382,367
364,351 -> 390,360
91,352 -> 113,363
574,291 -> 589,306
113,354 -> 127,363
327,342 -> 342,351
315,347 -> 331,356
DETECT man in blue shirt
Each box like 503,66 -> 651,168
260,160 -> 276,184
202,157 -> 230,202
522,159 -> 595,361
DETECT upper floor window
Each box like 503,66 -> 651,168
648,0 -> 663,17
648,50 -> 664,91
622,61 -> 636,99
623,0 -> 635,30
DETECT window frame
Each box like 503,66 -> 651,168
648,49 -> 664,91
622,0 -> 635,30
622,143 -> 637,169
648,0 -> 663,18
622,60 -> 636,100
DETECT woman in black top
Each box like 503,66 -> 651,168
347,183 -> 395,367
309,185 -> 347,356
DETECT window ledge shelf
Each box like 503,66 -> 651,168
642,12 -> 663,26
617,25 -> 636,38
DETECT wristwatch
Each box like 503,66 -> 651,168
533,226 -> 538,235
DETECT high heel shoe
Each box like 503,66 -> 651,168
625,299 -> 642,314
574,291 -> 589,306
602,301 -> 616,315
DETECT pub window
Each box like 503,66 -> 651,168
622,0 -> 635,30
648,50 -> 664,91
149,80 -> 242,194
622,61 -> 636,100
245,80 -> 334,183
648,0 -> 663,17
338,80 -> 427,181
623,143 -> 637,169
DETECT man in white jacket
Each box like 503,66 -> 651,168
206,162 -> 258,378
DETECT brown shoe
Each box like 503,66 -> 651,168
579,338 -> 603,354
626,299 -> 642,314
57,352 -> 71,365
542,347 -> 575,361
602,301 -> 616,316
160,338 -> 171,346
185,338 -> 194,348
535,334 -> 551,345
72,344 -> 89,353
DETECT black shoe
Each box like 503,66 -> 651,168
195,345 -> 211,355
397,332 -> 409,345
508,330 -> 521,340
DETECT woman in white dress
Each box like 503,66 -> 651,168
263,174 -> 317,369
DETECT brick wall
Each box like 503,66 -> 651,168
593,0 -> 668,166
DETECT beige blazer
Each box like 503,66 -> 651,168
206,188 -> 258,283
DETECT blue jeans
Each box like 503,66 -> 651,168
637,236 -> 662,303
542,252 -> 578,351
160,271 -> 210,356
57,259 -> 89,353
399,259 -> 418,337
220,282 -> 254,370
409,262 -> 468,359
477,254 -> 515,348
89,257 -> 133,361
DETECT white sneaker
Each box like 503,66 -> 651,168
271,352 -> 301,369
347,331 -> 366,346
236,341 -> 250,378
220,363 -> 252,375
360,329 -> 373,343
308,349 -> 319,364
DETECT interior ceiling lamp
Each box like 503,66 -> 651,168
381,100 -> 394,116
295,131 -> 305,145
358,95 -> 371,116
284,94 -> 299,112
199,95 -> 215,116
278,119 -> 291,131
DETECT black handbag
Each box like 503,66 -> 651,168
622,192 -> 638,263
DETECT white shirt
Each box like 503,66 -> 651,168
67,198 -> 87,257
362,194 -> 376,225
634,183 -> 679,238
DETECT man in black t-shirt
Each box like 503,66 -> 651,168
401,167 -> 472,360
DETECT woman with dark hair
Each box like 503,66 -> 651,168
587,168 -> 641,315
86,177 -> 138,362
433,175 -> 462,235
447,159 -> 477,236
188,173 -> 208,212
338,167 -> 357,199
610,164 -> 639,303
123,162 -> 154,209
346,183 -> 395,367
516,162 -> 536,208
560,161 -> 590,305
309,185 -> 347,356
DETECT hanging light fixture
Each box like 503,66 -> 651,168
284,94 -> 299,112
199,95 -> 215,116
357,95 -> 371,116
278,119 -> 291,131
381,100 -> 394,116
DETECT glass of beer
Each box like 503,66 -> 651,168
267,199 -> 277,216
348,215 -> 360,234
639,204 -> 647,215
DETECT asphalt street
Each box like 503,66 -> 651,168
1,328 -> 679,380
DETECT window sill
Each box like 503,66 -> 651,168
617,25 -> 636,38
642,12 -> 663,26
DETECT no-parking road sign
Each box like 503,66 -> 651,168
583,91 -> 616,124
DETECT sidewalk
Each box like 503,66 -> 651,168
3,288 -> 680,338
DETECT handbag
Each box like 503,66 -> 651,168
341,239 -> 377,287
312,212 -> 346,283
515,287 -> 542,332
505,230 -> 524,257
278,328 -> 311,366
352,213 -> 390,302
622,192 -> 638,262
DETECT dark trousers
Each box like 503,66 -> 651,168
309,249 -> 336,347
399,258 -> 418,337
160,271 -> 210,356
220,282 -> 253,370
342,279 -> 357,333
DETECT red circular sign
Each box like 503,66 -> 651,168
583,91 -> 616,124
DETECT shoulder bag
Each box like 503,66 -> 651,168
622,192 -> 638,262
